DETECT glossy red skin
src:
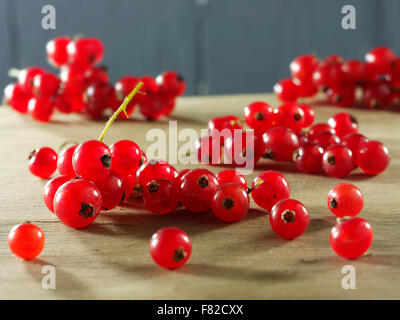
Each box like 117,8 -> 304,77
179,169 -> 219,213
85,82 -> 115,119
330,217 -> 373,259
274,78 -> 299,103
211,183 -> 249,222
136,75 -> 159,105
28,97 -> 54,122
110,140 -> 141,175
290,54 -> 319,81
8,223 -> 45,260
150,227 -> 192,269
275,103 -> 305,132
251,171 -> 290,211
362,82 -> 391,109
294,78 -> 318,98
59,65 -> 87,95
28,147 -> 58,179
313,61 -> 343,90
298,104 -> 315,128
173,169 -> 191,188
43,175 -> 71,213
307,123 -> 335,141
194,135 -> 221,164
18,67 -> 46,91
33,72 -> 60,98
136,159 -> 178,187
310,130 -> 341,150
139,93 -> 174,120
156,71 -> 186,97
114,75 -> 140,110
327,183 -> 363,218
208,115 -> 243,145
293,142 -> 324,174
243,101 -> 274,133
57,145 -> 78,178
4,83 -> 32,113
54,179 -> 102,229
328,113 -> 358,138
326,85 -> 356,107
46,36 -> 71,67
365,46 -> 395,75
53,92 -> 73,114
143,179 -> 179,214
85,66 -> 109,85
95,171 -> 124,210
216,169 -> 247,189
322,145 -> 354,178
72,140 -> 111,181
120,173 -> 136,200
262,127 -> 299,162
224,130 -> 264,167
356,140 -> 390,175
341,59 -> 365,84
341,133 -> 368,161
67,37 -> 104,67
269,199 -> 309,240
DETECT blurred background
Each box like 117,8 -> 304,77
1,0 -> 400,95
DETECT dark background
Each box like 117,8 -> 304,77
1,0 -> 399,95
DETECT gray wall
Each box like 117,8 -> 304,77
0,0 -> 399,96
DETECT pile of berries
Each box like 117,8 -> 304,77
274,47 -> 400,109
196,102 -> 390,178
2,36 -> 186,122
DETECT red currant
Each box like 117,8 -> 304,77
8,223 -> 45,260
327,183 -> 363,218
365,46 -> 395,75
59,65 -> 87,95
275,103 -> 305,132
356,140 -> 390,175
309,130 -> 340,150
362,82 -> 391,109
18,67 -> 46,91
322,145 -> 354,178
326,85 -> 356,107
341,133 -> 368,161
330,217 -> 373,259
341,59 -> 365,84
243,101 -> 274,134
150,227 -> 192,269
43,175 -> 70,213
85,66 -> 109,85
274,78 -> 299,103
262,127 -> 299,161
136,159 -> 178,187
143,179 -> 179,214
110,140 -> 142,175
94,171 -> 124,210
28,147 -> 58,179
28,97 -> 54,122
194,135 -> 221,164
294,78 -> 318,97
120,173 -> 137,201
208,115 -> 243,145
290,54 -> 319,82
307,123 -> 335,141
298,104 -> 315,128
57,145 -> 78,178
313,61 -> 343,90
269,199 -> 309,239
33,72 -> 60,98
156,71 -> 186,97
84,82 -> 114,119
46,36 -> 71,67
216,169 -> 247,189
3,83 -> 32,113
328,112 -> 358,138
67,37 -> 104,67
139,93 -> 174,121
293,141 -> 324,174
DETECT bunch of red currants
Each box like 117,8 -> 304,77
274,47 -> 400,109
2,36 -> 186,122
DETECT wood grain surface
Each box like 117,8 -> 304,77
0,94 -> 399,299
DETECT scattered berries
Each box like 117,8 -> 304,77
28,147 -> 58,179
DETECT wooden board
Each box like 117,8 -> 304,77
0,94 -> 399,299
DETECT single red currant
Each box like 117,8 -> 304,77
57,145 -> 78,178
313,60 -> 343,90
341,59 -> 365,84
330,217 -> 373,259
356,140 -> 390,175
156,71 -> 186,97
33,72 -> 60,98
365,46 -> 395,75
326,85 -> 356,107
84,82 -> 114,119
208,115 -> 243,145
362,82 -> 391,109
250,171 -> 290,211
54,179 -> 102,228
328,112 -> 358,138
262,127 -> 299,161
43,175 -> 70,213
216,169 -> 247,189
136,159 -> 178,188
18,67 -> 46,91
293,141 -> 324,174
109,140 -> 142,175
327,183 -> 363,218
8,223 -> 45,260
72,140 -> 111,181
67,37 -> 104,67
290,54 -> 319,82
275,103 -> 305,132
322,145 -> 354,178
309,130 -> 341,150
139,93 -> 174,121
28,147 -> 58,179
3,82 -> 32,113
120,173 -> 137,201
294,78 -> 318,97
143,179 -> 179,214
94,171 -> 124,210
28,97 -> 54,122
274,78 -> 299,103
211,183 -> 249,222
174,169 -> 191,187
269,199 -> 309,239
298,104 -> 315,128
243,101 -> 274,134
150,227 -> 192,269
341,133 -> 368,161
46,36 -> 71,67
85,66 -> 109,85
307,123 -> 335,141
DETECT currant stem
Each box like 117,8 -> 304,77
98,81 -> 143,142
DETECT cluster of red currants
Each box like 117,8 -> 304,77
196,102 -> 390,178
274,47 -> 400,109
2,36 -> 186,122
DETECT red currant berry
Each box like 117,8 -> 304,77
109,140 -> 142,175
136,159 -> 178,188
365,46 -> 395,75
262,127 -> 299,161
211,183 -> 249,222
313,61 -> 343,90
43,175 -> 70,213
28,147 -> 58,179
208,115 -> 243,145
250,171 -> 290,211
298,104 -> 315,128
139,93 -> 174,121
84,82 -> 114,119
8,223 -> 45,260
290,54 -> 319,82
33,72 -> 60,98
327,183 -> 363,218
72,140 -> 111,181
325,55 -> 344,65
46,36 -> 71,67
95,171 -> 124,210
85,66 -> 109,85
356,140 -> 390,175
362,82 -> 391,109
54,179 -> 102,228
275,103 -> 305,132
293,141 -> 324,174
274,78 -> 299,103
341,59 -> 365,84
328,112 -> 358,138
120,173 -> 137,201
28,97 -> 54,122
269,199 -> 309,239
341,133 -> 368,161
294,78 -> 318,97
322,145 -> 354,178
18,67 -> 46,90
194,135 -> 221,164
156,71 -> 186,97
330,217 -> 373,259
150,227 -> 192,269
59,65 -> 87,95
216,169 -> 247,189
67,37 -> 104,67
143,179 -> 179,214
179,169 -> 219,213
3,83 -> 32,113
57,145 -> 78,178
326,85 -> 356,107
307,123 -> 335,141
243,101 -> 274,133
309,130 -> 341,150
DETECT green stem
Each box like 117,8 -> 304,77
98,81 -> 143,142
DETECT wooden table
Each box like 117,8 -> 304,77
0,93 -> 399,299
